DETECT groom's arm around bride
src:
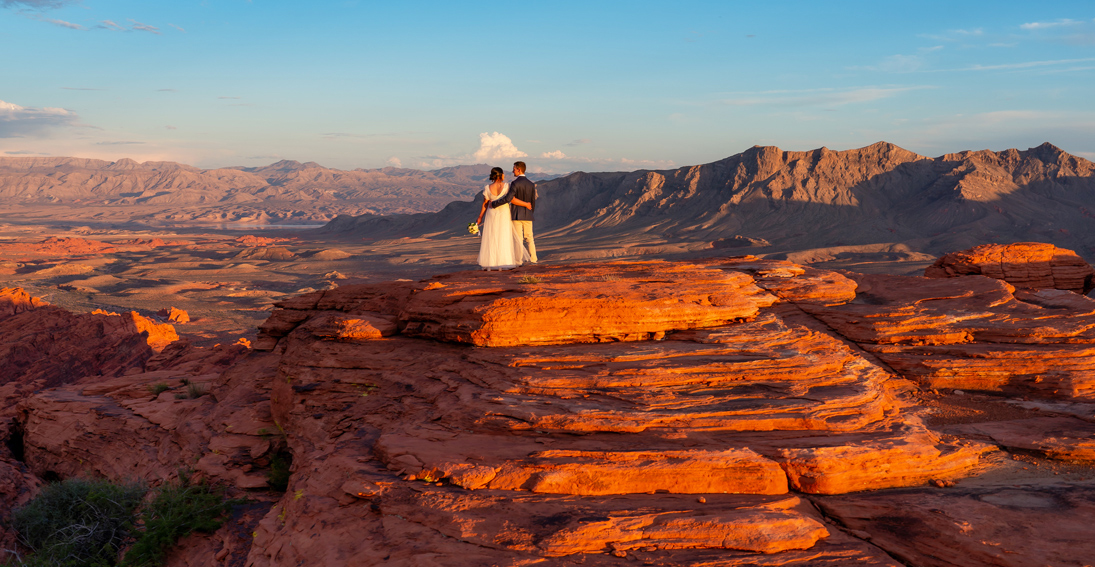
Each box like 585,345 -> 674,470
491,161 -> 538,263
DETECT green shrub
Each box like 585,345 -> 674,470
518,275 -> 542,284
265,452 -> 292,492
184,383 -> 208,399
9,476 -> 238,567
10,478 -> 144,567
120,477 -> 233,567
147,383 -> 170,396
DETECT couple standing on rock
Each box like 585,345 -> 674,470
475,161 -> 538,270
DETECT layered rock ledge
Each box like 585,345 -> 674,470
5,254 -> 1095,565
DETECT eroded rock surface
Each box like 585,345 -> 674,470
925,242 -> 1094,294
6,255 -> 1095,565
803,272 -> 1095,399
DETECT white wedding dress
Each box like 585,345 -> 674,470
478,183 -> 531,270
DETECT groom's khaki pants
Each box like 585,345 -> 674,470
514,220 -> 537,263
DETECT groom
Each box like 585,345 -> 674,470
491,160 -> 538,263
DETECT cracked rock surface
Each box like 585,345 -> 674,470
3,256 -> 1095,565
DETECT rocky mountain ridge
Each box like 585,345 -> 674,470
324,141 -> 1095,261
0,158 -> 496,225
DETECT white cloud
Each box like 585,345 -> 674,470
471,131 -> 527,161
0,99 -> 80,137
565,138 -> 592,146
101,19 -> 124,31
129,19 -> 160,34
30,14 -> 83,29
168,23 -> 185,32
541,150 -> 566,159
964,57 -> 1095,71
385,156 -> 402,167
1021,19 -> 1081,30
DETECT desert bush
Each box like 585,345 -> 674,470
146,383 -> 170,396
8,476 -> 237,567
518,275 -> 542,284
184,383 -> 208,399
265,451 -> 292,492
10,478 -> 144,567
119,477 -> 234,567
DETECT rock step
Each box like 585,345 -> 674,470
377,434 -> 788,495
397,262 -> 779,347
378,487 -> 829,556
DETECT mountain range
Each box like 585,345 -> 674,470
322,141 -> 1095,261
0,158 -> 500,225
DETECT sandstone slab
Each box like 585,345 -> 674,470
926,242 -> 1094,294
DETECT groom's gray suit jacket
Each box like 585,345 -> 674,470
491,176 -> 536,222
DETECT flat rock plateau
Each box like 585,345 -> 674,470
1,142 -> 1095,566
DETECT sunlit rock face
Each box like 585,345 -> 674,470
236,260 -> 988,565
925,242 -> 1094,294
803,271 -> 1095,399
8,251 -> 1095,565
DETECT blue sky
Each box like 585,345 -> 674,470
1,0 -> 1093,173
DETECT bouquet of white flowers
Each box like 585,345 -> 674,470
467,222 -> 480,236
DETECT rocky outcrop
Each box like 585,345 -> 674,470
817,485 -> 1095,567
0,294 -> 178,391
0,287 -> 48,318
802,272 -> 1095,399
925,242 -> 1095,294
158,306 -> 191,324
9,257 -> 1095,565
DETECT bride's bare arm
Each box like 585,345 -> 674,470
476,196 -> 489,224
511,197 -> 532,210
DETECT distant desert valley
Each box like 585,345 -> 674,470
3,142 -> 1095,566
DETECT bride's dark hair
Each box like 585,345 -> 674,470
489,167 -> 504,182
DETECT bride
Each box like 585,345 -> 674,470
475,167 -> 532,270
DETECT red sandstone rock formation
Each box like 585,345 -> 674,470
9,259 -> 1095,565
0,296 -> 178,390
158,306 -> 191,324
0,236 -> 116,256
802,272 -> 1095,399
0,287 -> 48,318
235,235 -> 289,247
925,242 -> 1095,294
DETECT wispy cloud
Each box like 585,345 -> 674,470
129,19 -> 160,34
100,19 -> 124,31
1,0 -> 74,9
920,28 -> 983,42
718,86 -> 929,107
165,125 -> 177,130
30,14 -> 84,29
964,57 -> 1095,71
4,150 -> 52,156
1021,19 -> 1082,30
61,86 -> 103,91
168,23 -> 185,32
565,138 -> 592,147
541,150 -> 566,159
95,140 -> 145,145
0,99 -> 80,137
385,156 -> 401,167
